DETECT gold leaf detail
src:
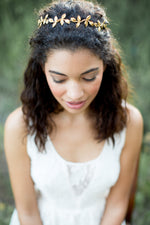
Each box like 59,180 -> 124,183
97,20 -> 101,26
76,22 -> 80,28
77,15 -> 81,22
71,17 -> 76,22
38,18 -> 43,27
52,22 -> 57,27
84,20 -> 88,27
49,18 -> 53,23
54,16 -> 58,21
60,19 -> 64,25
52,16 -> 58,27
65,19 -> 70,24
60,14 -> 66,25
43,15 -> 48,25
100,21 -> 104,29
86,15 -> 91,20
38,19 -> 42,27
37,13 -> 108,30
45,20 -> 49,24
45,14 -> 48,19
84,15 -> 91,27
62,14 -> 66,19
89,21 -> 94,26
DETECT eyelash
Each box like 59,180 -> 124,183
83,77 -> 96,82
52,77 -> 96,83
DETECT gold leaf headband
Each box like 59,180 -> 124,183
38,13 -> 108,31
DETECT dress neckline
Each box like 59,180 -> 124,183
47,135 -> 108,165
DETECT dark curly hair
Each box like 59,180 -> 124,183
21,0 -> 128,151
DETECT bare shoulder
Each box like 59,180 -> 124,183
126,103 -> 143,132
4,107 -> 27,156
125,103 -> 143,154
5,107 -> 26,131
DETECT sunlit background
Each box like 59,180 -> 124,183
0,0 -> 150,224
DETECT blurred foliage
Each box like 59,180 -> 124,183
0,203 -> 13,225
0,0 -> 150,224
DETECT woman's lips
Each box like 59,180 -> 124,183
66,101 -> 86,109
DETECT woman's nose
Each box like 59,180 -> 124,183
67,81 -> 84,100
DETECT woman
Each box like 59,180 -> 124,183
4,0 -> 143,224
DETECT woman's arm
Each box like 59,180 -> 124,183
100,104 -> 143,225
4,107 -> 43,225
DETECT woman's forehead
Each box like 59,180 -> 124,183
45,48 -> 102,64
45,48 -> 103,74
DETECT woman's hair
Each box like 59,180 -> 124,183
21,0 -> 128,151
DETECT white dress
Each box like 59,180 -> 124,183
10,128 -> 126,225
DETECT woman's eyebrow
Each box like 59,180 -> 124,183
49,67 -> 99,77
49,70 -> 67,76
81,67 -> 99,75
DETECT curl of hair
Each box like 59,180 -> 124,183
21,0 -> 128,151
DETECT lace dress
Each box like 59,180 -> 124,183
10,129 -> 126,225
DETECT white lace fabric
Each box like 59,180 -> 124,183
66,163 -> 95,196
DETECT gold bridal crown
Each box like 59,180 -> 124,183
38,14 -> 108,31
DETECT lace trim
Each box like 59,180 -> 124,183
66,164 -> 95,195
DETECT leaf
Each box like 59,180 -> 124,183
77,15 -> 81,21
86,15 -> 91,20
45,14 -> 48,20
60,19 -> 64,25
54,16 -> 58,22
52,21 -> 57,27
98,27 -> 101,32
89,21 -> 94,26
84,20 -> 88,27
65,19 -> 70,24
71,17 -> 76,22
76,22 -> 80,28
61,14 -> 66,19
49,18 -> 54,23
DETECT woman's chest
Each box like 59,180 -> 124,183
50,127 -> 105,163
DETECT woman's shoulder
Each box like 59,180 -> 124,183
124,103 -> 143,154
5,107 -> 27,134
126,103 -> 143,130
4,107 -> 27,156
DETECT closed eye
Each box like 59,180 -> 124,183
52,78 -> 66,83
52,77 -> 96,83
82,77 -> 96,82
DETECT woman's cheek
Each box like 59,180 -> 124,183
88,79 -> 102,95
48,82 -> 65,98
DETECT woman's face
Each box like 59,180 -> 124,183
44,48 -> 105,114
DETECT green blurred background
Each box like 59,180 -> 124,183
0,0 -> 150,224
